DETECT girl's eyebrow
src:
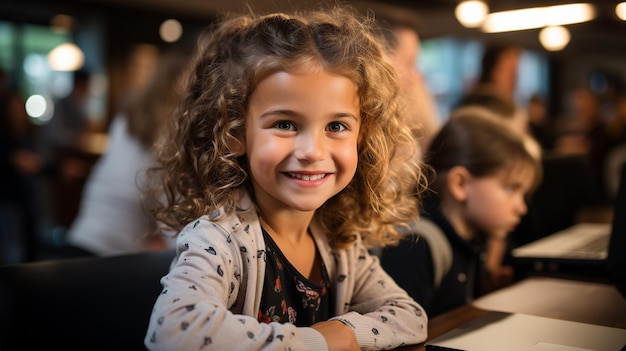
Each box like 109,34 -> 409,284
258,109 -> 359,121
257,109 -> 295,119
335,112 -> 360,122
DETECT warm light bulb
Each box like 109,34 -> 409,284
539,25 -> 570,51
616,2 -> 626,21
48,42 -> 85,71
455,0 -> 489,28
159,19 -> 183,43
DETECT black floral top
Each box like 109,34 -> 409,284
258,228 -> 331,327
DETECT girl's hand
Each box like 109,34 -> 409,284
311,320 -> 359,351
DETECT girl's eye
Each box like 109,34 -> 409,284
504,184 -> 525,194
327,122 -> 347,132
275,121 -> 296,131
504,185 -> 516,193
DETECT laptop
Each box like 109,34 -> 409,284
511,163 -> 626,267
425,311 -> 626,351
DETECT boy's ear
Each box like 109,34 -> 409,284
446,166 -> 470,202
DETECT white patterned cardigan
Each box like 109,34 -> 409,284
145,190 -> 428,351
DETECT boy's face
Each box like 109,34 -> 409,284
463,164 -> 535,238
244,70 -> 360,214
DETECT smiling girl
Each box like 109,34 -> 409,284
143,7 -> 427,351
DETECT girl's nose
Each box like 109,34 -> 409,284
294,130 -> 325,162
516,196 -> 528,216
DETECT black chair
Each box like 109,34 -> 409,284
0,249 -> 175,350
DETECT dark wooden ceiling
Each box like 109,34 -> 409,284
94,0 -> 626,57
1,0 -> 625,57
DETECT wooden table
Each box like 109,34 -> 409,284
397,276 -> 626,351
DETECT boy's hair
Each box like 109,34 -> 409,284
425,113 -> 542,196
147,6 -> 425,248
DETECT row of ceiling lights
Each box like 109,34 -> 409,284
454,1 -> 626,51
39,2 -> 626,71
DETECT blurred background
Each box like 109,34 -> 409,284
1,0 -> 625,264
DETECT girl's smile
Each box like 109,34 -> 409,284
284,172 -> 332,187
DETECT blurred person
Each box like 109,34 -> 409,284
37,70 -> 94,238
457,43 -> 527,133
61,46 -> 195,257
380,113 -> 541,317
451,45 -> 543,277
44,70 -> 91,150
607,92 -> 626,146
527,93 -> 556,151
555,87 -> 610,202
452,43 -> 541,159
0,70 -> 46,263
365,3 -> 442,154
603,93 -> 626,200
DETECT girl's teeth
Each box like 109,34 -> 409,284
288,173 -> 325,181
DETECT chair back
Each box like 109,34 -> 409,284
0,249 -> 175,350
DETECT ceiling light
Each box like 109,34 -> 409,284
159,19 -> 183,43
455,0 -> 489,28
482,3 -> 595,33
539,25 -> 571,51
616,2 -> 626,21
48,42 -> 85,71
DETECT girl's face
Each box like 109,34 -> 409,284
244,70 -> 360,214
463,164 -> 535,237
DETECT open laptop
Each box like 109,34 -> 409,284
511,163 -> 626,267
425,311 -> 626,351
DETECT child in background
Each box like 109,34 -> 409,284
381,113 -> 541,318
144,7 -> 427,351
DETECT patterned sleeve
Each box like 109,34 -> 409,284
329,238 -> 428,350
144,217 -> 327,351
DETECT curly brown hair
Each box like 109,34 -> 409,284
146,6 -> 426,249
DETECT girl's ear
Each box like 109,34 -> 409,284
446,166 -> 471,202
228,130 -> 246,157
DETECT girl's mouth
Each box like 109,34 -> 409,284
286,172 -> 328,181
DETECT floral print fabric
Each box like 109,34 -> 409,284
258,228 -> 331,327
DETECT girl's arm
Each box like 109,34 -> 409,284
328,238 -> 429,350
144,218 -> 328,351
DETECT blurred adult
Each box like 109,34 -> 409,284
527,93 -> 556,151
43,70 -> 91,150
456,43 -> 527,134
554,87 -> 610,202
0,70 -> 44,263
605,93 -> 626,199
62,46 -> 194,257
607,93 -> 626,147
38,70 -> 94,235
365,2 -> 442,154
